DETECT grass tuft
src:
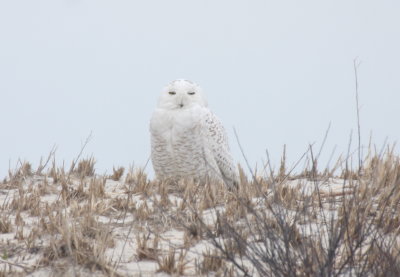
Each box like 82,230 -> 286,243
109,166 -> 125,181
75,157 -> 96,178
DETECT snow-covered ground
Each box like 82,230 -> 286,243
1,161 -> 399,276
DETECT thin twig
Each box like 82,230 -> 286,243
68,131 -> 93,175
353,58 -> 362,174
0,258 -> 33,272
36,145 -> 57,175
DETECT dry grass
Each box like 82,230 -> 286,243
157,248 -> 188,275
0,214 -> 12,234
109,166 -> 125,181
74,157 -> 96,178
1,143 -> 400,276
197,249 -> 231,276
195,145 -> 400,277
136,233 -> 159,261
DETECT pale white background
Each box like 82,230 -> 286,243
1,0 -> 399,178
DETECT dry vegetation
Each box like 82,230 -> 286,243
1,144 -> 400,276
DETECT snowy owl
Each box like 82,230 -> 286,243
150,79 -> 239,189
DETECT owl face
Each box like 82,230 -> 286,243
157,79 -> 208,110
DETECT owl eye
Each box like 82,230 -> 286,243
188,92 -> 195,95
169,91 -> 176,95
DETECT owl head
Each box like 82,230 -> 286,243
157,79 -> 208,110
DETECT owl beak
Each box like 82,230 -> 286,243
177,95 -> 184,108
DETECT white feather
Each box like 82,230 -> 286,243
150,79 -> 238,188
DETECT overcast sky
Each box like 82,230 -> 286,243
1,0 -> 399,178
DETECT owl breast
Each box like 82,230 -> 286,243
150,108 -> 215,181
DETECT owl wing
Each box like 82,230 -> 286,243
202,110 -> 239,188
